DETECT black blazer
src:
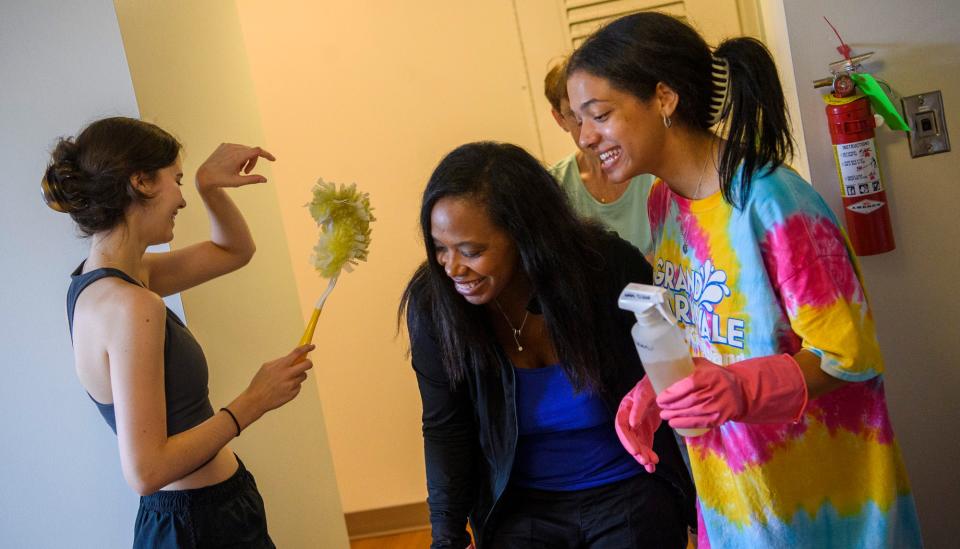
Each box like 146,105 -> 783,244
408,233 -> 696,548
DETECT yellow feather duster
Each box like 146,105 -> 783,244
299,178 -> 375,345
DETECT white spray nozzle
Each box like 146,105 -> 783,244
618,283 -> 678,326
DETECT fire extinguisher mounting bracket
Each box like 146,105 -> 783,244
902,91 -> 951,158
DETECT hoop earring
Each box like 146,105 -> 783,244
663,115 -> 672,128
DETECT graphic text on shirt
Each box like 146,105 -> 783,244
654,258 -> 745,350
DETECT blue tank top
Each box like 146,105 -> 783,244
511,364 -> 643,491
66,263 -> 214,436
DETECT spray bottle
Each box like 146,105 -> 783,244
618,283 -> 708,437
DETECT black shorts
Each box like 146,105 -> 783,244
133,457 -> 274,549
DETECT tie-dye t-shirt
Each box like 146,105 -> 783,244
647,166 -> 922,548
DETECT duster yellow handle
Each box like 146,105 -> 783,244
298,276 -> 338,345
299,307 -> 322,346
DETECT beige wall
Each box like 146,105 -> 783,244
777,1 -> 960,546
113,1 -> 349,546
204,0 -> 762,517
233,0 -> 545,513
111,0 -> 570,521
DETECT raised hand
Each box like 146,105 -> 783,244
196,143 -> 276,191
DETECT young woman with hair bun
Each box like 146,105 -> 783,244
567,12 -> 922,547
44,116 -> 313,548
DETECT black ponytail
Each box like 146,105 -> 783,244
714,37 -> 794,207
569,13 -> 794,208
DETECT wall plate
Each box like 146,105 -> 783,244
902,91 -> 950,158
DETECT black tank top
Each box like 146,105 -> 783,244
67,263 -> 215,436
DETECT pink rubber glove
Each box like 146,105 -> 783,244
657,354 -> 809,430
615,376 -> 661,473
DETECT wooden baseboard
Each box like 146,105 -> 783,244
345,501 -> 430,539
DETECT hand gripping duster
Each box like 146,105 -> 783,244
299,178 -> 375,345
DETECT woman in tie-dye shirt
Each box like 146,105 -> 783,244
566,12 -> 922,548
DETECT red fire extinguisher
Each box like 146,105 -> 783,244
816,20 -> 897,256
824,91 -> 895,256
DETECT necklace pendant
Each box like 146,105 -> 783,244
683,243 -> 689,253
512,329 -> 524,352
496,297 -> 532,354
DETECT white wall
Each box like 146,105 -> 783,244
0,1 -> 141,546
778,1 -> 960,546
757,0 -> 810,180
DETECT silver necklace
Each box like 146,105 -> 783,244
494,299 -> 530,352
691,150 -> 711,200
683,151 -> 712,254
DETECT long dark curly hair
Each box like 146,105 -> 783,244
400,141 -> 629,396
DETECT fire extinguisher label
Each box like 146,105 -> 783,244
834,138 -> 883,197
847,199 -> 885,214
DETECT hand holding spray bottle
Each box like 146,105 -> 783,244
618,283 -> 708,437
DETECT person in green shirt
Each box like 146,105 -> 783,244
544,58 -> 656,259
546,62 -> 695,535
